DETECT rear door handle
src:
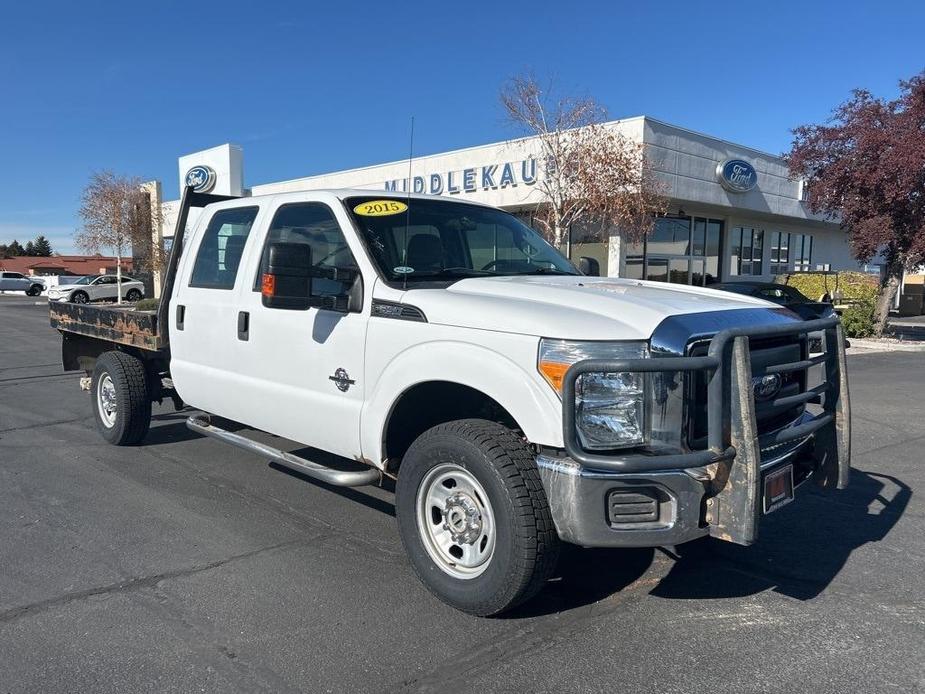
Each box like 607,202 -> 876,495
237,311 -> 250,341
176,304 -> 185,330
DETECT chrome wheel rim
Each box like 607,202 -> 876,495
73,293 -> 87,304
97,373 -> 117,428
416,463 -> 495,579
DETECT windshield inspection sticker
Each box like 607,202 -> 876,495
393,266 -> 415,274
354,200 -> 408,216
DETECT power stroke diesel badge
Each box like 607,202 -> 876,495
329,368 -> 356,392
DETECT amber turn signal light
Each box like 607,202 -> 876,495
261,273 -> 276,297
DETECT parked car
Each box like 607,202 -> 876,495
710,281 -> 836,320
49,188 -> 850,616
0,271 -> 45,296
47,274 -> 144,304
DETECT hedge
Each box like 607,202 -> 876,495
775,271 -> 880,337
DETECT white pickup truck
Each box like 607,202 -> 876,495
50,187 -> 851,616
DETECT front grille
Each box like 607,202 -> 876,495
686,335 -> 807,447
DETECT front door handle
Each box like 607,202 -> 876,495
237,311 -> 250,341
176,304 -> 185,330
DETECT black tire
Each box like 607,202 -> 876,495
26,284 -> 42,297
125,289 -> 142,302
395,419 -> 560,616
71,290 -> 89,304
91,351 -> 152,445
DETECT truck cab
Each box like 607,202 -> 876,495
52,188 -> 851,616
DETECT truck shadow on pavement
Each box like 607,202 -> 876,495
143,412 -> 246,445
514,468 -> 910,617
650,469 -> 911,602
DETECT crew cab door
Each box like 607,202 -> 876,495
170,203 -> 264,419
170,197 -> 369,460
230,200 -> 368,458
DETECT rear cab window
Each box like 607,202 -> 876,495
189,206 -> 260,289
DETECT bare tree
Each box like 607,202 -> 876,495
500,74 -> 667,249
75,171 -> 162,304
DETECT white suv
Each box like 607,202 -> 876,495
47,275 -> 145,303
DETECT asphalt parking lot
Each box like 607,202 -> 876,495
1,294 -> 923,693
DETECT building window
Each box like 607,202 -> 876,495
625,215 -> 723,285
770,231 -> 789,275
770,232 -> 813,274
793,233 -> 813,272
730,226 -> 764,276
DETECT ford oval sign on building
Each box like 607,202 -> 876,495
185,165 -> 217,193
716,159 -> 757,193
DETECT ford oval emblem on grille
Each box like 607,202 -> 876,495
752,373 -> 782,401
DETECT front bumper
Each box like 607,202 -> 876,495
538,316 -> 851,548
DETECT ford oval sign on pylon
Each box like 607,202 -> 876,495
185,165 -> 217,193
716,159 -> 757,193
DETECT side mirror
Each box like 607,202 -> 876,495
578,256 -> 600,277
262,242 -> 313,310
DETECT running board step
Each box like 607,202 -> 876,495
186,414 -> 381,487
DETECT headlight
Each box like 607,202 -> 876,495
538,339 -> 647,450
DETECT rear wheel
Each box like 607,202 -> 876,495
395,419 -> 559,616
91,351 -> 151,445
71,291 -> 89,304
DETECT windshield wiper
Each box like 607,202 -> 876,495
401,267 -> 492,279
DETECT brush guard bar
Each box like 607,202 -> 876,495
561,316 -> 851,545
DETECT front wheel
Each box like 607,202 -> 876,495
71,291 -> 89,304
126,289 -> 142,302
91,351 -> 152,445
26,284 -> 42,297
395,419 -> 560,616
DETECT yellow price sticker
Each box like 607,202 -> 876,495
353,200 -> 409,217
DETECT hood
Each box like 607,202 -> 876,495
398,276 -> 778,340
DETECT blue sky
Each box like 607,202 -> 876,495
1,0 -> 923,254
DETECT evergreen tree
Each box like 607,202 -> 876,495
32,235 -> 53,257
6,240 -> 25,256
0,244 -> 9,259
24,240 -> 35,255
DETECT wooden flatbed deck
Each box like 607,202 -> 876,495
49,302 -> 165,352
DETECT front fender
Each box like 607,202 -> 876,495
361,339 -> 563,467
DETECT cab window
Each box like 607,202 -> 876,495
189,207 -> 259,289
253,203 -> 358,297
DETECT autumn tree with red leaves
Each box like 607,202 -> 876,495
786,72 -> 925,335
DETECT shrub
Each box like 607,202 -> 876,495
133,298 -> 159,311
777,271 -> 880,338
840,299 -> 877,338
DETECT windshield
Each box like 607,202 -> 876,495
69,276 -> 91,285
345,196 -> 578,283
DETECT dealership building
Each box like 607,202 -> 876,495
154,117 -> 866,291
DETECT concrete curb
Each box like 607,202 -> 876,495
848,338 -> 925,353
